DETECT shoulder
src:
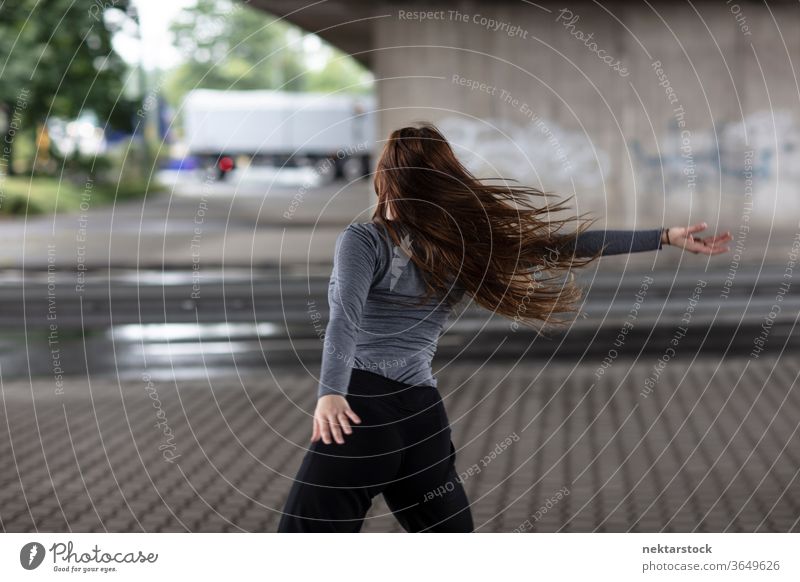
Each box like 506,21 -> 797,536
335,221 -> 384,259
341,221 -> 391,245
339,221 -> 380,243
345,220 -> 379,235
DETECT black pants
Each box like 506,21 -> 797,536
278,368 -> 474,532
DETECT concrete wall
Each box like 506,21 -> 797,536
370,1 -> 800,229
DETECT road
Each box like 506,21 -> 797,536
0,262 -> 798,380
0,173 -> 796,270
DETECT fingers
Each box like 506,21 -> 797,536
313,400 -> 361,445
674,225 -> 732,255
686,221 -> 709,235
328,415 -> 345,444
687,240 -> 729,255
699,231 -> 732,246
708,241 -> 731,253
345,408 -> 362,425
318,415 -> 332,445
338,413 -> 353,436
685,241 -> 710,254
317,414 -> 346,445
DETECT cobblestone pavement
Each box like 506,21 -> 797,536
1,353 -> 798,533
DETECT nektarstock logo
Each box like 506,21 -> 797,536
20,542 -> 46,570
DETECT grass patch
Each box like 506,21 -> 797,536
0,175 -> 162,217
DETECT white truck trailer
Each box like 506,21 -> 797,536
182,89 -> 376,180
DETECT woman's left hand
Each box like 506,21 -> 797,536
663,222 -> 732,255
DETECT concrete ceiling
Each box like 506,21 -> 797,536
248,0 -> 376,67
248,0 -> 779,70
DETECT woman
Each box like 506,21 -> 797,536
278,123 -> 732,533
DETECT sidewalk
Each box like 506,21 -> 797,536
0,354 -> 797,532
0,181 -> 373,270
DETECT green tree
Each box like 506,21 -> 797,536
165,0 -> 373,105
166,0 -> 307,104
0,0 -> 137,176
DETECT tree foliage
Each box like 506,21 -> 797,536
0,0 -> 136,128
165,0 -> 372,105
0,0 -> 137,173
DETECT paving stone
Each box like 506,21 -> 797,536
1,354 -> 798,532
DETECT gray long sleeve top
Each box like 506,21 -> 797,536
317,222 -> 664,398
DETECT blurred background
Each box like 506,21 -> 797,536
0,0 -> 798,533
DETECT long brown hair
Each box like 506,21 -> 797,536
372,122 -> 604,330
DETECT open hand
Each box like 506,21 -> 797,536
312,394 -> 362,445
664,222 -> 732,255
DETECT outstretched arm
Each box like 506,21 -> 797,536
560,222 -> 732,257
565,228 -> 665,257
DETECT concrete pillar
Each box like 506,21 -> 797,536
370,1 -> 800,229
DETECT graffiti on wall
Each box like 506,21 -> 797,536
631,110 -> 800,195
436,116 -> 609,190
436,111 -> 799,200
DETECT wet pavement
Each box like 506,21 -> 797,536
1,261 -> 798,381
0,352 -> 797,533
